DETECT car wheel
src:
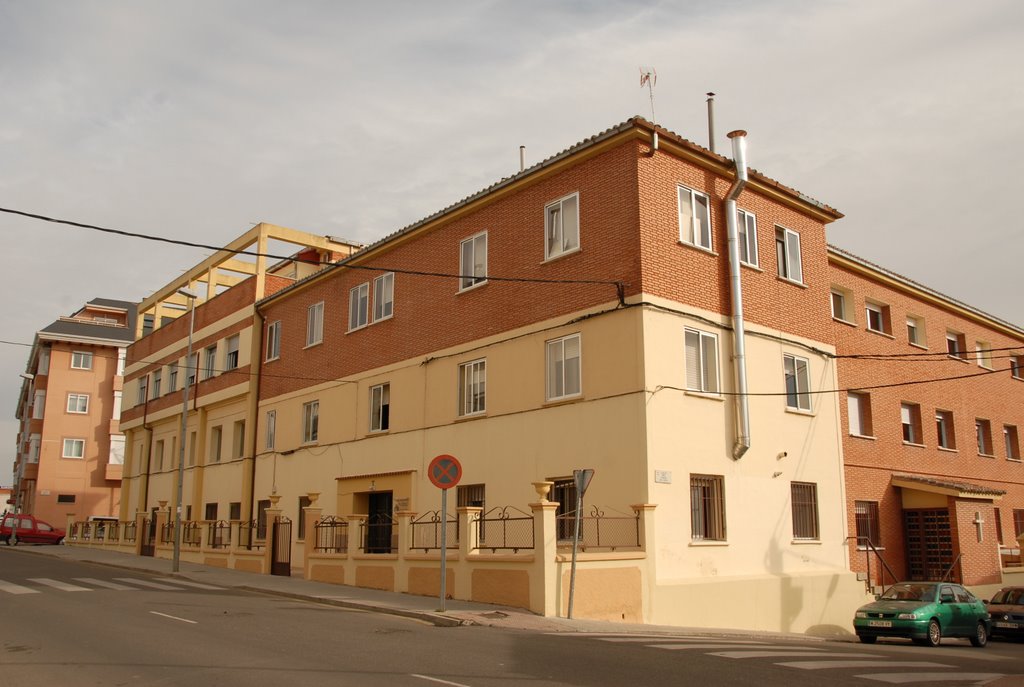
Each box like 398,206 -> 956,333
858,635 -> 877,644
926,619 -> 942,647
970,622 -> 988,647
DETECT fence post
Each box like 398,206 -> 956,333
64,513 -> 76,544
396,511 -> 416,593
530,499 -> 559,617
303,501 -> 323,579
632,503 -> 657,623
229,520 -> 241,552
345,515 -> 365,554
134,511 -> 147,556
263,494 -> 282,575
457,506 -> 481,557
155,503 -> 169,555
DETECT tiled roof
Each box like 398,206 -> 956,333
891,472 -> 1006,497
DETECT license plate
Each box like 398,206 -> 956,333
868,620 -> 892,628
995,622 -> 1018,629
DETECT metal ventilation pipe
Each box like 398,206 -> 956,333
707,93 -> 716,153
519,145 -> 526,172
724,129 -> 750,460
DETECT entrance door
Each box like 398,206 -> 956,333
903,508 -> 955,581
366,491 -> 393,553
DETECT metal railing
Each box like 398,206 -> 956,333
238,520 -> 264,550
123,521 -> 137,543
475,506 -> 534,553
207,520 -> 230,549
182,521 -> 201,548
410,510 -> 458,552
939,553 -> 963,583
846,536 -> 898,591
555,506 -> 640,551
160,522 -> 174,544
314,516 -> 349,553
361,514 -> 396,554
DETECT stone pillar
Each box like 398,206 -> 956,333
632,503 -> 658,623
64,513 -> 76,543
457,506 -> 482,557
155,502 -> 170,554
530,500 -> 559,617
134,510 -> 147,556
346,515 -> 365,555
303,493 -> 323,578
263,494 -> 282,574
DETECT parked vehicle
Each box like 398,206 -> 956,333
853,581 -> 990,647
986,587 -> 1024,640
0,513 -> 65,545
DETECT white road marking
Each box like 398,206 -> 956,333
0,579 -> 40,594
73,578 -> 138,591
28,577 -> 91,592
778,660 -> 951,670
114,577 -> 182,590
600,637 -> 766,644
410,674 -> 471,687
158,578 -> 225,590
149,611 -> 197,625
649,643 -> 790,651
711,650 -> 879,659
856,673 -> 1006,684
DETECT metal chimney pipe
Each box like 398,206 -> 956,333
707,93 -> 716,153
724,129 -> 750,460
519,145 -> 526,173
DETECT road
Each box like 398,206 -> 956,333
1,548 -> 1022,686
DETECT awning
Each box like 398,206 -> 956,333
890,473 -> 1005,501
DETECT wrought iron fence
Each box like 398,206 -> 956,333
238,520 -> 264,550
160,522 -> 174,544
207,520 -> 231,549
410,510 -> 458,552
101,521 -> 120,541
123,521 -> 137,543
182,521 -> 202,547
314,516 -> 349,553
555,506 -> 640,551
68,522 -> 82,541
361,513 -> 396,554
475,506 -> 534,553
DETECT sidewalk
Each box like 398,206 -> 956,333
16,544 -> 828,641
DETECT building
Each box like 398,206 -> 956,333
13,299 -> 136,524
830,247 -> 1024,592
118,224 -> 361,530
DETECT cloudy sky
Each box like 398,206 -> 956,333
2,0 -> 1022,482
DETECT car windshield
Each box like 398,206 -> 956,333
880,583 -> 936,602
991,588 -> 1024,605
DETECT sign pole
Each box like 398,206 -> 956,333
567,468 -> 595,620
439,487 -> 448,612
427,454 -> 462,613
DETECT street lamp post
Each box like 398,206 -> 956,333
172,288 -> 197,573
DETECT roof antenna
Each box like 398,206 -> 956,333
639,68 -> 657,123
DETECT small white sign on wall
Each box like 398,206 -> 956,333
654,470 -> 672,484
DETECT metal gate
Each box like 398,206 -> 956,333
140,517 -> 156,557
904,508 -> 955,581
271,516 -> 291,576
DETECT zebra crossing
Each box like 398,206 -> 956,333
0,575 -> 226,595
550,633 -> 1016,685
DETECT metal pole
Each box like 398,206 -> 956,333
439,487 -> 448,612
172,295 -> 196,572
567,488 -> 583,619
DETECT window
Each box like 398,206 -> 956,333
901,403 -> 922,444
678,185 -> 711,250
151,370 -> 162,398
305,302 -> 324,347
62,438 -> 85,459
690,474 -> 726,541
847,392 -> 873,437
1014,509 -> 1024,539
265,410 -> 276,450
458,359 -> 486,417
229,502 -> 242,521
546,334 -> 582,401
210,426 -> 222,463
737,209 -> 758,266
71,351 -> 93,370
168,362 -> 178,393
460,233 -> 487,290
205,503 -> 218,521
995,508 -> 1004,545
169,436 -> 177,469
906,315 -> 925,347
936,410 -> 956,450
225,335 -> 239,370
66,393 -> 89,414
370,383 -> 390,432
297,495 -> 312,539
232,420 -> 245,459
1005,425 -> 1021,460
865,301 -> 890,334
1012,354 -> 1023,380
685,328 -> 719,394
775,226 -> 803,283
154,439 -> 164,471
266,321 -> 281,361
976,418 -> 993,455
791,482 -> 819,540
348,283 -> 369,331
302,400 -> 319,443
32,390 -> 45,420
976,341 -> 993,369
545,192 -> 580,259
783,353 -> 811,411
373,273 -> 394,321
186,353 -> 198,387
830,289 -> 849,322
854,501 -> 881,547
56,494 -> 76,504
189,430 -> 197,466
137,377 -> 148,406
203,344 -> 217,379
946,330 -> 966,359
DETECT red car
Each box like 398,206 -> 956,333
0,513 -> 65,545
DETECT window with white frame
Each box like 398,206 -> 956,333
168,362 -> 179,392
690,474 -> 726,541
225,335 -> 240,370
349,283 -> 369,331
67,393 -> 89,414
459,233 -> 487,290
186,353 -> 198,387
936,410 -> 956,450
302,400 -> 319,443
976,418 -> 994,455
210,426 -> 222,463
265,410 -> 276,450
684,328 -> 719,394
865,301 -> 890,334
232,420 -> 245,458
151,369 -> 162,398
203,344 -> 217,379
71,351 -> 93,370
775,226 -> 803,283
906,315 -> 925,346
545,193 -> 579,260
137,377 -> 148,406
678,185 -> 711,250
373,273 -> 394,322
976,341 -> 993,369
62,438 -> 85,459
847,391 -> 872,437
1012,354 -> 1023,380
266,321 -> 281,361
946,330 -> 966,359
39,349 -> 50,375
791,482 -> 820,540
901,402 -> 922,444
854,501 -> 881,547
370,383 -> 390,432
1005,425 -> 1021,460
306,301 -> 324,346
737,208 -> 758,265
830,289 -> 850,322
154,439 -> 164,471
546,334 -> 581,401
32,390 -> 45,420
458,359 -> 486,417
783,353 -> 811,411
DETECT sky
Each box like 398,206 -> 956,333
2,0 -> 1022,483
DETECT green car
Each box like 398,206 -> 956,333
853,582 -> 990,647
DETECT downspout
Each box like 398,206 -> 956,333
246,307 -> 265,525
725,130 -> 750,459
